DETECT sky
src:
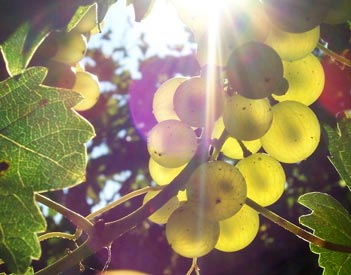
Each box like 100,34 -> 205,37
88,0 -> 195,78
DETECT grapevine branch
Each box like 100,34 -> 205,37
245,198 -> 351,253
317,42 -> 351,68
35,193 -> 94,236
34,147 -> 206,275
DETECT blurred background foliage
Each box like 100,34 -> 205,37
0,1 -> 350,274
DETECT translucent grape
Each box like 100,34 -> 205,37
236,153 -> 286,206
261,101 -> 320,163
73,71 -> 100,111
166,203 -> 219,258
226,41 -> 286,99
147,120 -> 197,168
273,53 -> 325,106
223,94 -> 273,141
153,77 -> 188,122
148,158 -> 186,186
71,4 -> 98,34
215,205 -> 259,252
212,117 -> 261,159
173,76 -> 223,127
143,191 -> 179,225
51,32 -> 87,65
265,26 -> 320,61
186,161 -> 247,221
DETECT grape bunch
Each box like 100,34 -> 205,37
143,0 -> 349,261
31,4 -> 101,112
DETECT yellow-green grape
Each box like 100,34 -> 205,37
73,71 -> 100,111
261,101 -> 320,163
323,0 -> 351,25
177,190 -> 187,202
226,41 -> 286,99
153,77 -> 187,122
265,26 -> 320,61
166,203 -> 219,258
212,117 -> 261,159
173,76 -> 223,128
186,161 -> 247,221
223,94 -> 273,141
43,60 -> 76,89
147,120 -> 197,168
148,158 -> 186,186
169,0 -> 209,39
215,205 -> 259,252
51,32 -> 87,65
71,4 -> 98,34
143,191 -> 179,225
273,53 -> 325,106
236,153 -> 286,206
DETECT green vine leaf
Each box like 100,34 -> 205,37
299,192 -> 351,275
0,266 -> 34,275
0,67 -> 95,273
324,118 -> 351,190
0,22 -> 50,76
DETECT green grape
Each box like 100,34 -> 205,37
261,101 -> 320,163
212,117 -> 261,159
42,60 -> 76,89
71,4 -> 98,34
147,120 -> 197,168
153,77 -> 187,122
265,26 -> 320,61
223,94 -> 273,141
73,71 -> 100,111
186,161 -> 247,221
262,0 -> 332,33
148,158 -> 186,186
236,153 -> 286,206
143,191 -> 179,225
166,203 -> 219,258
51,31 -> 87,65
323,0 -> 351,25
177,190 -> 187,202
173,76 -> 223,128
226,41 -> 286,99
215,205 -> 259,252
272,53 -> 325,106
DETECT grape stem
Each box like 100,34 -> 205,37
186,258 -> 200,275
245,197 -> 351,253
317,43 -> 351,68
38,232 -> 76,242
35,193 -> 94,236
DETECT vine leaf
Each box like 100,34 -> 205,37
0,67 -> 95,273
299,192 -> 351,275
0,22 -> 49,76
324,118 -> 351,190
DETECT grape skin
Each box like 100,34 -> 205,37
236,153 -> 286,207
73,71 -> 100,111
215,205 -> 259,252
186,161 -> 247,221
261,101 -> 320,163
166,203 -> 220,258
147,120 -> 198,168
